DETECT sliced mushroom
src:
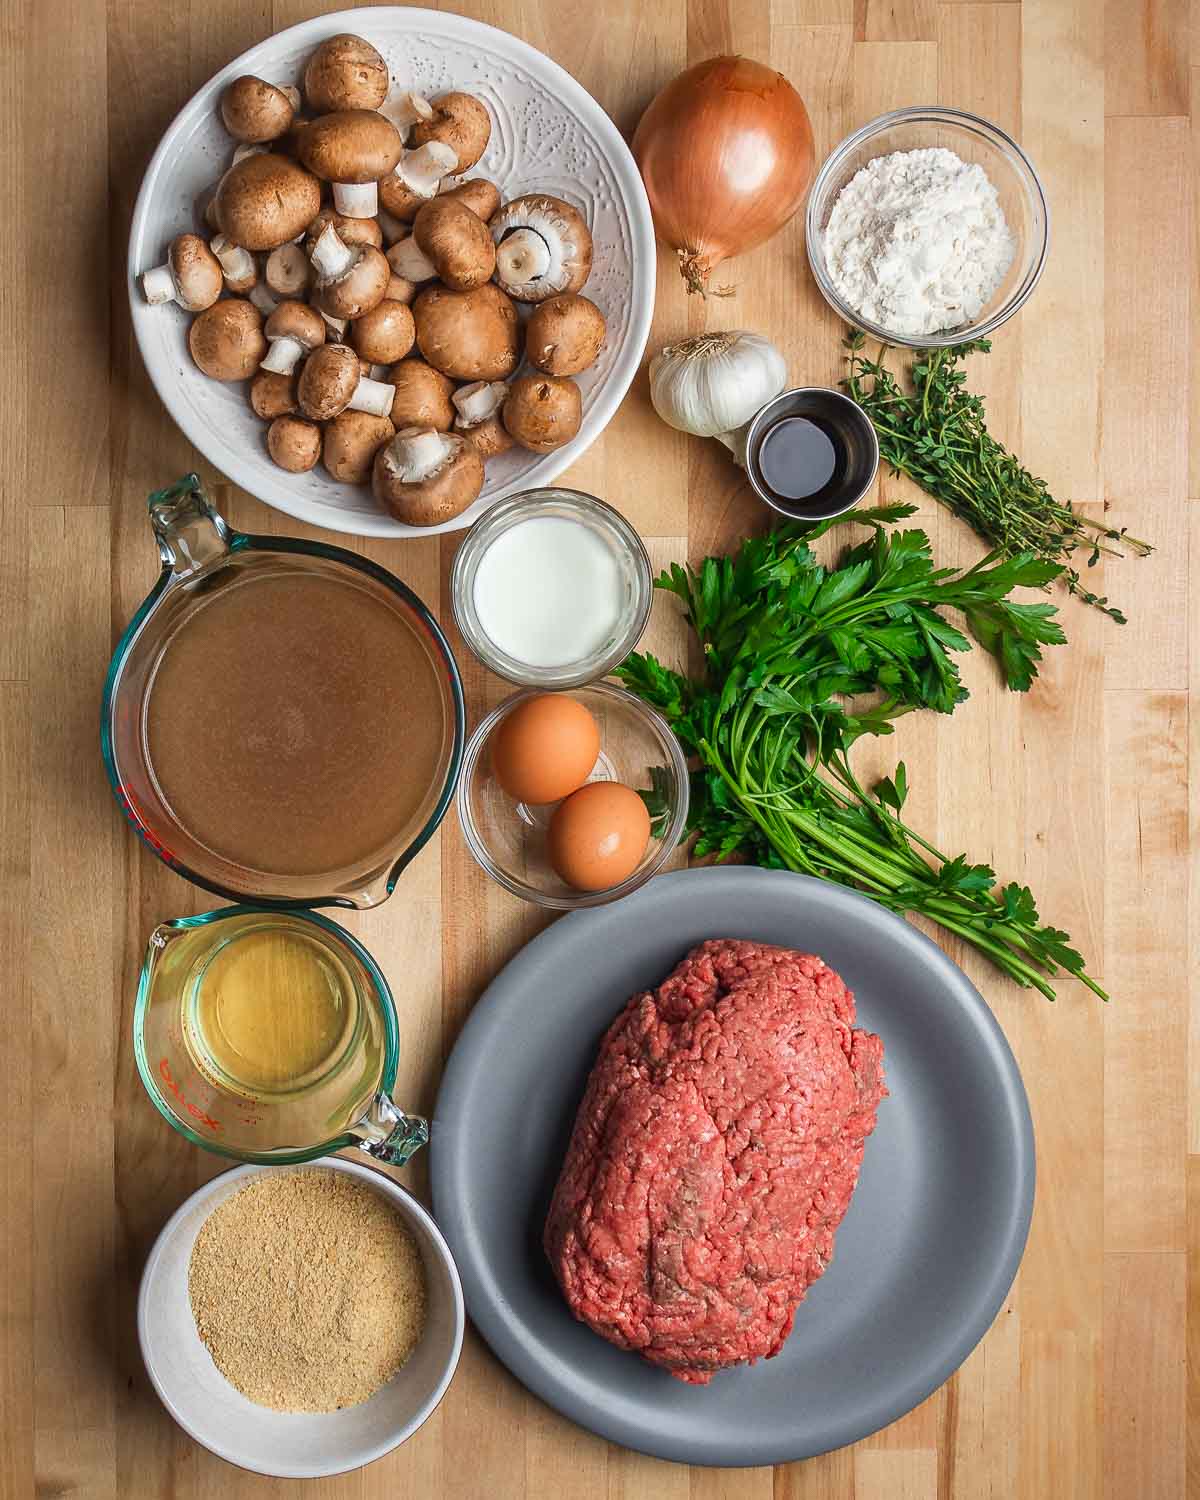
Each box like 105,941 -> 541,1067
412,197 -> 495,291
309,224 -> 391,320
304,208 -> 383,255
452,380 -> 507,427
249,368 -> 298,420
267,414 -> 322,472
188,299 -> 267,380
303,34 -> 389,113
220,77 -> 298,143
261,300 -> 326,375
323,410 -> 396,484
410,92 -> 491,173
215,153 -> 322,251
298,343 -> 395,421
264,241 -> 311,298
140,234 -> 223,311
299,109 -> 402,218
379,141 -> 458,221
384,358 -> 455,430
387,235 -> 438,285
502,373 -> 582,452
459,413 -> 515,462
524,293 -> 606,376
491,195 -> 593,302
439,177 -> 501,223
412,283 -> 519,382
209,234 -> 258,295
372,427 -> 485,526
351,299 -> 416,365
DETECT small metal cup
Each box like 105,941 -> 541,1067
743,388 -> 880,522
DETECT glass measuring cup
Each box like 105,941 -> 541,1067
101,475 -> 464,908
134,906 -> 428,1166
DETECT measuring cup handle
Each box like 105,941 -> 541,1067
148,474 -> 234,579
352,1091 -> 430,1167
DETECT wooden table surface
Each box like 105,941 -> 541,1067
1,0 -> 1194,1496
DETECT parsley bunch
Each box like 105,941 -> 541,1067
618,505 -> 1105,1000
843,332 -> 1152,623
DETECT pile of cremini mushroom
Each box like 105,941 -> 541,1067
140,32 -> 607,526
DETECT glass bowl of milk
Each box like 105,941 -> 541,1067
450,490 -> 653,689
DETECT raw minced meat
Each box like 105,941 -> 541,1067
544,939 -> 886,1383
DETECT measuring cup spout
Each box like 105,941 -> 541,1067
148,474 -> 233,580
352,1092 -> 430,1167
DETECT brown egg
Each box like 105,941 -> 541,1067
490,693 -> 600,805
548,781 -> 651,892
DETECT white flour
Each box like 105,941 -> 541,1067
822,147 -> 1015,338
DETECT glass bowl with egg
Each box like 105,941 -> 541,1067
457,683 -> 689,909
806,106 -> 1049,348
450,489 -> 653,689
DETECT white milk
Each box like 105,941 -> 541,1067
472,516 -> 623,669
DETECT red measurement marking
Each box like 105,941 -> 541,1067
158,1057 -> 221,1134
117,783 -> 178,866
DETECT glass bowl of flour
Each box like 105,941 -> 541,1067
806,107 -> 1048,347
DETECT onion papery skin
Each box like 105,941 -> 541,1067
632,56 -> 815,295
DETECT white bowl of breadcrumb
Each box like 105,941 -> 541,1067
138,1159 -> 465,1478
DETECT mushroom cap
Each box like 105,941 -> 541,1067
220,76 -> 296,143
384,272 -> 415,305
439,177 -> 501,223
267,414 -> 322,472
316,243 -> 391,320
297,343 -> 361,419
264,241 -> 311,296
524,293 -> 606,377
304,208 -> 383,254
491,194 -> 594,302
323,409 -> 395,484
502,373 -> 583,452
188,298 -> 267,379
459,412 -> 515,462
412,283 -> 520,382
249,369 -> 298,419
410,92 -> 491,173
413,197 -> 496,292
264,299 -> 326,348
300,111 -> 402,186
378,172 -> 427,223
372,429 -> 485,525
384,358 -> 456,430
167,233 -> 224,311
215,153 -> 321,251
351,298 -> 416,364
303,33 -> 389,113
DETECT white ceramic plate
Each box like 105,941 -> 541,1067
128,8 -> 656,537
138,1160 -> 465,1478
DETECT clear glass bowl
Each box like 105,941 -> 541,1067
806,106 -> 1049,348
450,489 -> 653,689
457,682 -> 689,909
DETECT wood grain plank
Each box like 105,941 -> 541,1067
1018,1331 -> 1100,1500
946,1304 -> 1020,1499
1104,1252 -> 1186,1500
854,1448 -> 936,1499
1105,0 -> 1189,116
0,0 -> 26,681
773,1446 -> 856,1500
1189,1158 -> 1200,1500
857,0 -> 936,41
853,40 -> 937,116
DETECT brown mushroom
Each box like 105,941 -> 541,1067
310,294 -> 347,342
384,358 -> 455,430
267,414 -> 322,472
188,299 -> 267,380
490,194 -> 593,302
524,293 -> 606,376
220,76 -> 299,143
502,373 -> 582,452
351,299 -> 416,365
439,177 -> 501,223
299,109 -> 402,219
323,410 -> 395,484
309,225 -> 391,320
215,153 -> 322,252
378,141 -> 457,221
209,234 -> 258,295
261,300 -> 326,375
372,427 -> 485,526
298,343 -> 395,421
304,208 -> 383,255
249,368 -> 298,420
412,282 -> 519,382
412,197 -> 495,291
410,92 -> 491,173
452,380 -> 507,428
264,241 -> 311,298
304,34 -> 389,113
140,233 -> 223,311
384,272 -> 415,305
386,235 -> 438,286
460,413 -> 515,462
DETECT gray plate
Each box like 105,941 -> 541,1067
431,867 -> 1034,1467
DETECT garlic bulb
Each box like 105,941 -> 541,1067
649,331 -> 788,461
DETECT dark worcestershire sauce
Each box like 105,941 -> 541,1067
757,416 -> 845,505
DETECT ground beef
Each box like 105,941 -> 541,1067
544,939 -> 886,1383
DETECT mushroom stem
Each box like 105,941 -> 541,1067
260,334 -> 307,375
388,236 -> 437,283
350,374 -> 397,419
384,90 -> 434,136
394,140 -> 458,198
210,235 -> 256,286
332,180 -> 379,218
452,380 -> 507,426
496,228 -> 551,285
391,427 -> 454,480
310,223 -> 356,283
249,281 -> 280,316
140,264 -> 177,305
315,305 -> 347,338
